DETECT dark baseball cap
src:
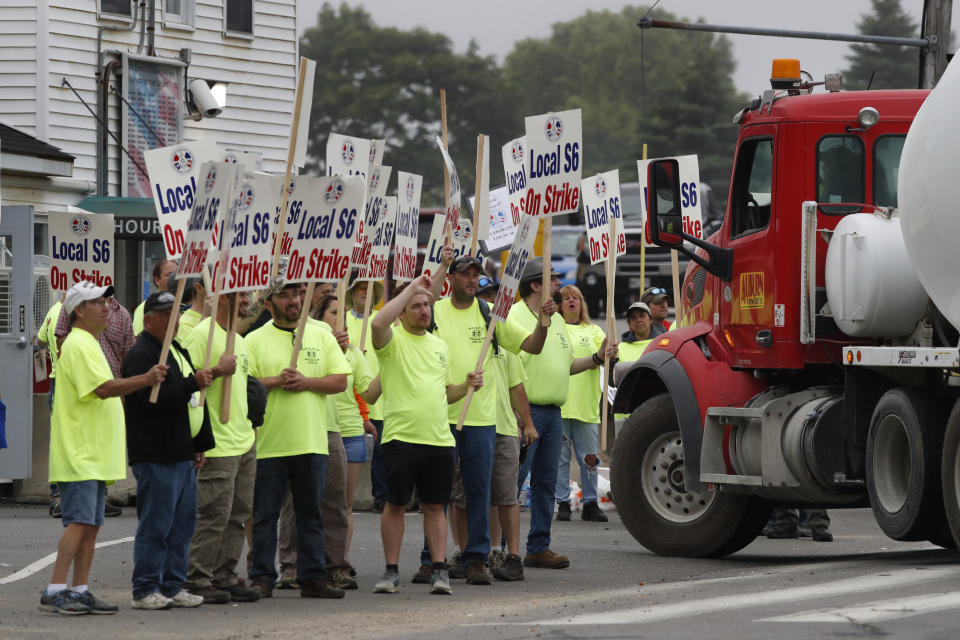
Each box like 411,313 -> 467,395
144,291 -> 176,313
520,256 -> 560,282
477,276 -> 499,295
449,255 -> 483,274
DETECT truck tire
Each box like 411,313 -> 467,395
866,387 -> 948,541
611,393 -> 771,557
940,399 -> 960,548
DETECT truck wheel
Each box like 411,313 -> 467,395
867,387 -> 948,541
940,399 -> 960,548
611,393 -> 771,557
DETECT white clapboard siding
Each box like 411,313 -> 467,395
24,0 -> 298,190
0,2 -> 37,132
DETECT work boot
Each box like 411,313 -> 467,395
411,563 -> 432,584
104,502 -> 122,517
218,580 -> 261,602
523,549 -> 570,569
465,562 -> 491,585
556,501 -> 571,521
810,524 -> 834,542
492,554 -> 525,581
581,501 -> 608,522
300,577 -> 345,599
488,549 -> 506,571
330,567 -> 358,590
277,566 -> 298,589
187,585 -> 231,604
765,522 -> 799,539
248,578 -> 273,599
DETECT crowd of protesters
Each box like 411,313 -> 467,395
37,244 -> 631,615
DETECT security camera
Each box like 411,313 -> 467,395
187,78 -> 222,119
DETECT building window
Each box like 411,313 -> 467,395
224,0 -> 254,38
163,0 -> 195,29
99,0 -> 134,21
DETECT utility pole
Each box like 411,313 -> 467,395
920,0 -> 953,88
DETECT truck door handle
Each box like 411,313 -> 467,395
756,330 -> 772,347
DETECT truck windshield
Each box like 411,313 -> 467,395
874,135 -> 905,208
817,135 -> 864,214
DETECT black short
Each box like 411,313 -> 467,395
380,440 -> 455,506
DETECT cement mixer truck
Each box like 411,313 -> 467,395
610,57 -> 960,557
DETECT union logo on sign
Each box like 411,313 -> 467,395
342,139 -> 356,166
369,144 -> 377,165
287,178 -> 296,196
224,153 -> 239,165
70,215 -> 91,236
511,142 -> 524,163
204,166 -> 217,193
324,179 -> 344,204
238,182 -> 255,209
545,116 -> 563,142
405,176 -> 416,202
369,170 -> 380,192
594,176 -> 607,198
171,147 -> 194,173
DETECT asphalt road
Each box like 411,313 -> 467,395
2,503 -> 959,639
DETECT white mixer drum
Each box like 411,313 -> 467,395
824,213 -> 927,337
899,57 -> 960,331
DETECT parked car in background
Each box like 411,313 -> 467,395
577,182 -> 724,316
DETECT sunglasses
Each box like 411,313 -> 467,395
647,287 -> 668,296
478,276 -> 495,289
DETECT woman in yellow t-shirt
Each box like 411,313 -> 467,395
313,293 -> 381,553
556,285 -> 608,523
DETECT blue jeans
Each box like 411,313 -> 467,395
556,419 -> 599,504
250,454 -> 328,588
369,419 -> 386,504
518,404 -> 563,554
418,425 -> 496,566
131,461 -> 197,599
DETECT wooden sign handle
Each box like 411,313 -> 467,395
471,134 -> 485,257
358,283 -> 375,352
335,278 -> 347,332
455,318 -> 496,430
148,277 -> 187,403
289,282 -> 315,369
219,294 -> 242,423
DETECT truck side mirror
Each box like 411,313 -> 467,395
647,159 -> 683,247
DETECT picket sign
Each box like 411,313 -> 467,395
270,57 -> 317,281
456,213 -> 539,430
420,215 -> 475,298
144,141 -> 221,261
601,209 -> 617,452
221,294 -> 242,422
48,210 -> 114,293
393,172 -> 422,283
357,195 -> 397,351
472,134 -> 490,255
436,136 -> 462,245
327,133 -> 373,308
469,187 -> 516,253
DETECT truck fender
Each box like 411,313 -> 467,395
613,348 -> 705,492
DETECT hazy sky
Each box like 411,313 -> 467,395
295,0 -> 956,95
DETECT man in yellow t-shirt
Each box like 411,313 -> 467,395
173,272 -> 206,342
132,258 -> 178,335
182,291 -> 261,605
41,281 -> 167,616
503,258 -> 616,571
245,282 -> 351,600
370,274 -> 482,596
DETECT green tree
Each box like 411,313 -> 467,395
501,5 -> 746,194
843,0 -> 920,89
299,3 -> 517,206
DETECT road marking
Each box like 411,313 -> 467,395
466,567 -> 960,627
0,536 -> 134,585
758,591 -> 960,623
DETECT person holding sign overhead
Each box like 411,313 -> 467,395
369,274 -> 483,596
506,258 -> 616,570
181,291 -> 261,605
245,282 -> 351,600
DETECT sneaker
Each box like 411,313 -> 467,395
330,567 -> 358,590
373,569 -> 400,594
429,569 -> 452,595
168,590 -> 203,608
277,566 -> 299,589
75,591 -> 119,615
556,501 -> 571,521
765,522 -> 799,539
465,561 -> 491,585
523,549 -> 570,569
811,524 -> 834,542
300,577 -> 345,599
411,563 -> 432,584
104,502 -> 122,517
488,549 -> 506,571
492,553 -> 525,581
581,501 -> 609,522
39,589 -> 89,615
249,578 -> 273,599
131,592 -> 173,610
217,580 -> 261,603
187,585 -> 231,605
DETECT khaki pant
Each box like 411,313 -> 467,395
278,432 -> 351,571
186,444 -> 256,588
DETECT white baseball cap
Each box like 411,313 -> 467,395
64,280 -> 115,314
